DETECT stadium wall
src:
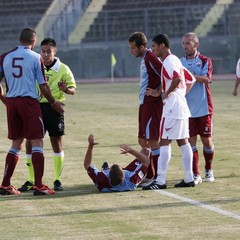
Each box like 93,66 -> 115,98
55,35 -> 239,79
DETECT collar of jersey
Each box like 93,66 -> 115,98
47,57 -> 61,72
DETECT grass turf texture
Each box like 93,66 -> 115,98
0,80 -> 239,240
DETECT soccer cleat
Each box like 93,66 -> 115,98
18,181 -> 34,192
142,181 -> 167,190
193,174 -> 202,185
33,185 -> 55,195
101,162 -> 110,170
0,185 -> 21,195
53,180 -> 63,191
205,170 -> 214,182
175,180 -> 195,188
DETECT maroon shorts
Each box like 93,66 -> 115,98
189,115 -> 213,138
6,97 -> 44,140
138,100 -> 163,141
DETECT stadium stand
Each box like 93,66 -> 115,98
35,0 -> 71,45
194,0 -> 234,37
209,0 -> 240,36
0,0 -> 52,53
68,0 -> 106,44
80,0 -> 217,43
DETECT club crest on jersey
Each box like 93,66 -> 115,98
203,126 -> 210,134
58,123 -> 63,130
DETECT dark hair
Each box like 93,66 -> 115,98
41,38 -> 57,47
152,34 -> 170,48
109,164 -> 124,186
128,32 -> 147,48
19,28 -> 36,44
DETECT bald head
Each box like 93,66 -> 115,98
183,32 -> 199,44
182,32 -> 199,59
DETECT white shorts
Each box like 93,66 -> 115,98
160,117 -> 189,140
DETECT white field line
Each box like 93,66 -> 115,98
157,190 -> 240,220
1,189 -> 239,221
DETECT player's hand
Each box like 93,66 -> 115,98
88,134 -> 99,146
145,88 -> 160,97
120,144 -> 131,154
50,100 -> 65,113
58,80 -> 68,92
161,92 -> 168,100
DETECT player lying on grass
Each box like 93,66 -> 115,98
84,134 -> 150,192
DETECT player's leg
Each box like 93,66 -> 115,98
140,101 -> 161,180
201,136 -> 214,182
138,105 -> 155,180
18,140 -> 34,191
174,139 -> 195,187
23,99 -> 54,195
156,139 -> 171,185
189,117 -> 202,184
175,119 -> 195,188
25,140 -> 34,184
143,117 -> 172,190
0,138 -> 23,195
148,100 -> 162,179
50,136 -> 64,191
199,115 -> 214,182
0,98 -> 23,195
41,103 -> 65,190
148,139 -> 160,179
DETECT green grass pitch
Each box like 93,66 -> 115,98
0,80 -> 239,239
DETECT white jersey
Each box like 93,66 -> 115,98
161,54 -> 193,119
236,58 -> 240,78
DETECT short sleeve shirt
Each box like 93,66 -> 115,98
0,46 -> 46,98
40,57 -> 76,103
161,54 -> 192,119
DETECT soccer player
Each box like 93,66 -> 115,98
128,32 -> 163,184
232,58 -> 240,96
143,34 -> 196,190
181,32 -> 214,184
0,28 -> 63,195
84,134 -> 150,192
18,38 -> 76,192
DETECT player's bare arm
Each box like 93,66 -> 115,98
194,75 -> 211,84
120,144 -> 150,168
84,134 -> 99,170
162,77 -> 181,100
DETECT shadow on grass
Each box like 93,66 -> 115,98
0,196 -> 239,220
0,179 -> 182,202
0,184 -> 99,201
0,181 -> 240,221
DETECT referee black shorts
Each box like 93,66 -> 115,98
40,103 -> 65,137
